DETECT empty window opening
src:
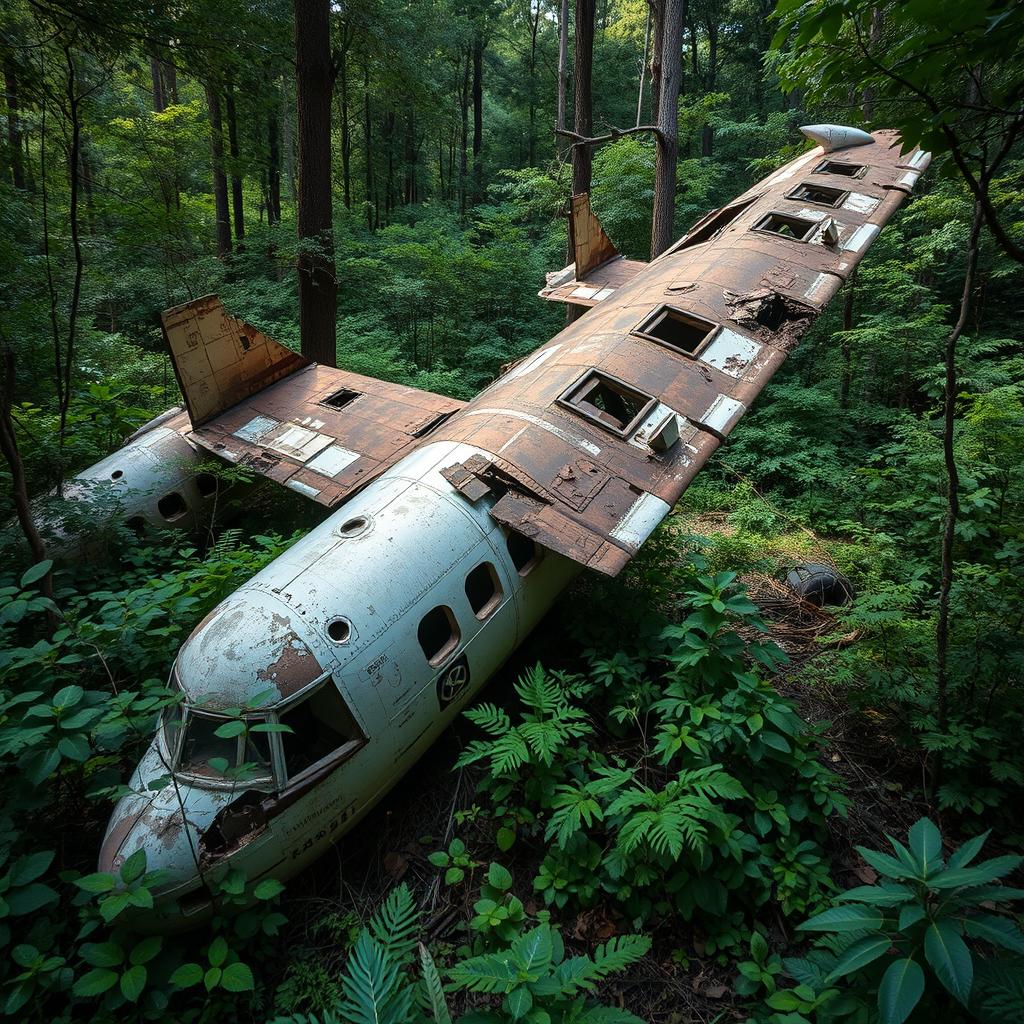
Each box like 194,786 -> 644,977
559,371 -> 655,436
507,531 -> 542,576
195,472 -> 218,498
338,515 -> 369,538
465,562 -> 502,619
279,683 -> 363,779
814,159 -> 865,178
634,306 -> 717,355
158,491 -> 188,522
239,334 -> 251,352
326,617 -> 351,644
321,388 -> 361,410
788,182 -> 847,207
672,194 -> 760,251
418,605 -> 460,666
753,212 -> 818,242
110,469 -> 124,480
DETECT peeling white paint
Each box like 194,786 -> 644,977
700,394 -> 745,436
611,491 -> 671,550
842,192 -> 879,213
570,285 -> 599,300
286,480 -> 321,498
504,345 -> 561,382
267,426 -> 335,463
464,408 -> 601,456
843,223 -> 880,252
234,415 -> 278,443
307,445 -> 361,478
700,329 -> 761,378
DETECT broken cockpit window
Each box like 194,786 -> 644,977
557,371 -> 655,437
278,682 -> 363,780
176,710 -> 272,785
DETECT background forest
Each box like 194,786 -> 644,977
0,1 -> 1023,1022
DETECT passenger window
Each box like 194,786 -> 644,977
507,531 -> 541,576
278,683 -> 363,779
158,491 -> 188,521
670,193 -> 760,251
787,182 -> 846,207
195,472 -> 218,497
813,159 -> 865,177
752,211 -> 818,241
558,370 -> 654,436
418,606 -> 460,665
465,562 -> 502,619
634,305 -> 716,355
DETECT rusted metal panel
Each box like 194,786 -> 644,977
161,295 -> 310,427
540,255 -> 648,307
569,192 -> 620,278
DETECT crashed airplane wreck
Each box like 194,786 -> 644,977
91,126 -> 930,927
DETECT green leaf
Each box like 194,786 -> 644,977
760,730 -> 792,754
72,968 -> 119,997
21,560 -> 53,588
7,883 -> 58,915
207,936 -> 228,968
487,863 -> 513,892
11,945 -> 38,968
838,883 -> 913,906
52,685 -> 84,710
8,851 -> 55,886
828,934 -> 892,980
74,872 -> 116,894
169,963 -> 203,988
220,961 -> 254,992
930,856 -> 1021,890
444,867 -> 464,885
505,986 -> 533,1019
419,943 -> 452,1024
898,904 -> 926,930
497,827 -> 516,852
120,964 -> 147,1002
963,914 -> 1024,955
254,878 -> 284,900
214,720 -> 246,739
204,967 -> 222,991
924,920 -> 972,1005
130,937 -> 162,965
878,957 -> 925,1024
797,904 -> 884,933
81,942 -> 124,968
908,818 -> 942,878
120,849 -> 147,885
947,830 -> 989,870
428,852 -> 450,868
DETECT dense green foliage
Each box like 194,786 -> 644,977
1,0 -> 1022,1021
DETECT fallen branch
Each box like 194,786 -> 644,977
555,123 -> 663,148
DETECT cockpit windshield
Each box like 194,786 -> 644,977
166,708 -> 273,787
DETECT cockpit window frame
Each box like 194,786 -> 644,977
170,706 -> 275,791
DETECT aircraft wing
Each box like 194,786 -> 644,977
435,127 -> 931,575
161,297 -> 464,507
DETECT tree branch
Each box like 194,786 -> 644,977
555,123 -> 663,148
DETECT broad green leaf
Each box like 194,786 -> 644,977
130,936 -> 162,965
497,827 -> 516,852
827,934 -> 892,980
7,883 -> 58,915
838,883 -> 913,906
120,848 -> 147,884
924,920 -> 973,1005
213,720 -> 246,738
120,964 -> 147,1002
878,957 -> 925,1024
487,863 -> 513,891
856,846 -> 915,880
929,856 -> 1021,890
81,942 -> 124,968
505,985 -> 533,1019
207,936 -> 228,968
220,961 -> 254,992
963,914 -> 1024,955
72,968 -> 119,997
169,963 -> 203,988
907,818 -> 942,878
947,830 -> 990,870
898,904 -> 926,930
52,685 -> 84,710
8,851 -> 55,886
20,560 -> 53,588
254,879 -> 284,900
797,904 -> 884,933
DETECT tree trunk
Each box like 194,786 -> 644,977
649,0 -> 663,125
150,56 -> 166,112
472,29 -> 484,203
700,15 -> 717,156
936,202 -> 983,738
164,61 -> 178,104
339,45 -> 351,208
556,0 -> 569,157
528,2 -> 540,166
205,83 -> 233,257
4,58 -> 25,190
268,107 -> 281,224
226,81 -> 245,246
363,62 -> 376,229
459,49 -> 469,215
650,0 -> 682,258
572,0 -> 595,197
294,0 -> 338,365
637,3 -> 652,126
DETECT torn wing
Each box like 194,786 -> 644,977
162,296 -> 464,507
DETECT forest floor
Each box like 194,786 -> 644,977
259,519 -> 938,1024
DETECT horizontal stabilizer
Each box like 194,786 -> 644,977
162,295 -> 310,427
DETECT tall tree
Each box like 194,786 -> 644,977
3,57 -> 25,190
471,27 -> 484,203
294,0 -> 338,365
572,0 -> 595,197
225,79 -> 245,246
650,0 -> 682,258
205,83 -> 232,257
556,0 -> 569,158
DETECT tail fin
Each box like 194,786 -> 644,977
569,192 -> 620,279
161,295 -> 310,427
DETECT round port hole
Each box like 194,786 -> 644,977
326,618 -> 351,644
338,515 -> 369,538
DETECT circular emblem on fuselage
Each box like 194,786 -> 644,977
437,655 -> 470,710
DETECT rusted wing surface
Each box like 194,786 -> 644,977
440,129 -> 930,575
162,295 -> 310,427
187,364 -> 465,507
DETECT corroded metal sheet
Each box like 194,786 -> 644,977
186,364 -> 465,507
161,295 -> 310,427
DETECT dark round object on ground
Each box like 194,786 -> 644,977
786,563 -> 854,607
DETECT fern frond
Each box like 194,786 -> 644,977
462,703 -> 511,737
488,731 -> 530,775
416,942 -> 452,1024
590,934 -> 652,976
370,883 -> 420,964
338,933 -> 415,1024
447,951 -> 519,993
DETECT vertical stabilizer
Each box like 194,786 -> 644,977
570,193 -> 620,279
161,295 -> 310,427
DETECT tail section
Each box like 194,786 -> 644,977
161,295 -> 310,427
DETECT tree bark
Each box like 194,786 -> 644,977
149,56 -> 166,112
205,83 -> 233,257
339,44 -> 351,208
4,58 -> 25,190
649,0 -> 663,125
268,107 -> 281,224
936,201 -> 983,737
226,80 -> 245,246
528,2 -> 540,166
472,29 -> 484,203
364,62 -> 376,229
459,49 -> 469,215
556,0 -> 569,157
294,0 -> 338,365
651,0 -> 682,258
572,0 -> 595,197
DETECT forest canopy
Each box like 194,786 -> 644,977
0,1 -> 1022,1022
